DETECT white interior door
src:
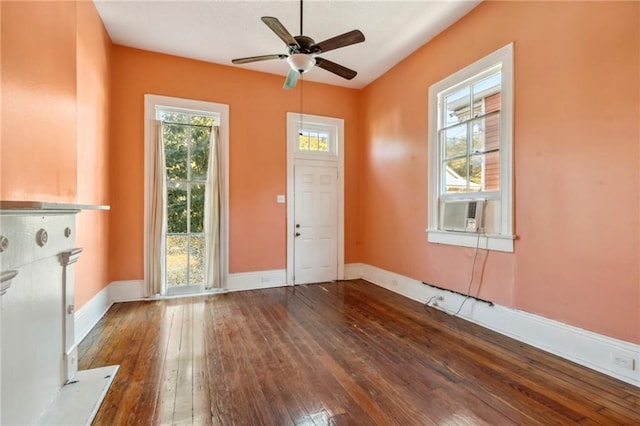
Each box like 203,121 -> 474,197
294,165 -> 338,284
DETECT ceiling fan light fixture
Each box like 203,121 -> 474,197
287,53 -> 315,73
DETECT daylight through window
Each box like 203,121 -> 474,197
427,44 -> 514,252
158,108 -> 217,288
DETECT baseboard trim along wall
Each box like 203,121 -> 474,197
73,271 -> 287,346
76,264 -> 639,387
346,262 -> 640,388
226,269 -> 287,292
74,285 -> 113,347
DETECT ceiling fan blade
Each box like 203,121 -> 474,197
315,57 -> 357,80
283,68 -> 300,89
232,54 -> 287,65
261,16 -> 299,48
311,30 -> 365,54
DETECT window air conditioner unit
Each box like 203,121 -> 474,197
441,200 -> 485,233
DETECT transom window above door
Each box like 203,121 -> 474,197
293,123 -> 337,158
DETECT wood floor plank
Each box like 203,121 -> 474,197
78,280 -> 640,425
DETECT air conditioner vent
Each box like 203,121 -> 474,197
441,200 -> 485,233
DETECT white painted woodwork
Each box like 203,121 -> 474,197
427,43 -> 514,251
1,210 -> 79,424
37,365 -> 119,426
0,203 -> 114,425
60,248 -> 83,382
286,113 -> 345,286
144,94 -> 230,294
294,165 -> 338,284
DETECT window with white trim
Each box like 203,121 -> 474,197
292,120 -> 337,158
427,44 -> 514,252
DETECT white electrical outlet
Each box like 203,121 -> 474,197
611,352 -> 636,370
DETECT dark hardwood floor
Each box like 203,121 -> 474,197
79,280 -> 640,425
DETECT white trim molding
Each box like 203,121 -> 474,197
109,280 -> 146,303
286,112 -> 345,285
77,265 -> 639,388
226,269 -> 287,292
74,285 -> 112,348
427,43 -> 515,252
347,263 -> 640,388
74,272 -> 287,345
143,94 -> 230,295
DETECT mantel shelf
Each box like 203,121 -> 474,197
0,201 -> 110,212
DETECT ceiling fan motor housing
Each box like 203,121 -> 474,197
291,35 -> 316,54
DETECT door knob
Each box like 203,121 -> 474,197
295,232 -> 300,237
295,224 -> 300,228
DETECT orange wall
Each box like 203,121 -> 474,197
1,1 -> 112,309
4,1 -> 637,346
75,1 -> 112,308
109,47 -> 360,279
359,1 -> 639,343
1,1 -> 78,201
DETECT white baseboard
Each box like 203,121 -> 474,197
226,269 -> 287,292
347,262 -> 640,388
74,285 -> 113,347
343,263 -> 363,280
76,265 -> 639,388
109,280 -> 146,302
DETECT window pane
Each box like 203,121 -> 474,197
160,111 -> 188,124
444,158 -> 468,193
189,235 -> 205,286
190,115 -> 215,127
190,126 -> 210,180
164,123 -> 188,180
167,182 -> 187,233
319,133 -> 328,151
298,130 -> 330,152
472,114 -> 500,153
445,86 -> 470,126
166,235 -> 187,287
471,118 -> 485,153
470,151 -> 500,192
298,131 -> 309,150
444,124 -> 467,159
190,183 -> 205,233
473,72 -> 501,113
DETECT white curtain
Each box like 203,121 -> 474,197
147,120 -> 167,296
204,126 -> 222,289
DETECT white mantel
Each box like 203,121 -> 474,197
0,201 -> 117,425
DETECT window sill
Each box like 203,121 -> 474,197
426,229 -> 514,252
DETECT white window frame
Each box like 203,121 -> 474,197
293,122 -> 338,158
427,43 -> 514,252
144,94 -> 230,293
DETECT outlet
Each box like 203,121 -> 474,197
261,276 -> 270,283
391,279 -> 398,288
611,352 -> 636,371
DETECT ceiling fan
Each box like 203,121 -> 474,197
232,0 -> 365,89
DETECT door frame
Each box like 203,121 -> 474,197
286,112 -> 344,285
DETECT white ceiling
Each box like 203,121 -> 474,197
94,0 -> 481,89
